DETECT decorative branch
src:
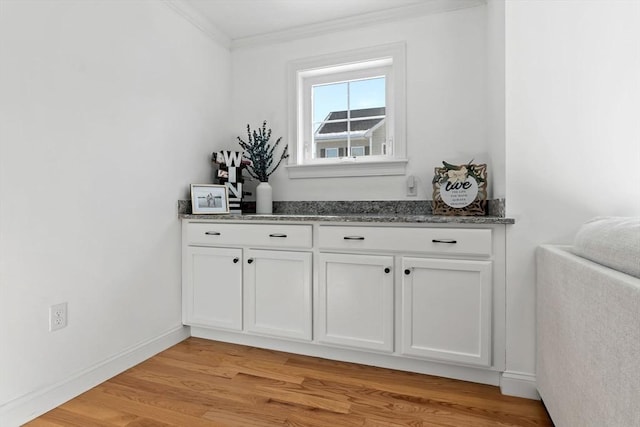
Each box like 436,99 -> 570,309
237,120 -> 288,182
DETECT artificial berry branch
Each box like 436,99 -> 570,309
237,120 -> 289,182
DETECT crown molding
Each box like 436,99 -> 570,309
161,0 -> 486,51
232,0 -> 486,50
162,0 -> 231,49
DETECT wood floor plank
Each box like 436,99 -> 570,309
74,387 -> 217,427
285,355 -> 547,420
220,358 -> 306,385
27,338 -> 553,426
254,385 -> 352,414
27,407 -> 115,427
361,418 -> 407,427
115,365 -> 264,408
98,381 -> 214,419
200,404 -> 288,427
55,397 -> 141,426
152,354 -> 240,379
284,409 -> 366,427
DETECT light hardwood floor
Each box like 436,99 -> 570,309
27,338 -> 553,426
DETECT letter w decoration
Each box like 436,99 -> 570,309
212,150 -> 249,214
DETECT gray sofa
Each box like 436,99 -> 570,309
536,217 -> 640,427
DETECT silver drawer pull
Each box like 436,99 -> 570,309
269,233 -> 287,238
205,231 -> 221,236
432,239 -> 457,244
344,236 -> 365,240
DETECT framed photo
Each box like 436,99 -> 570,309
190,184 -> 229,214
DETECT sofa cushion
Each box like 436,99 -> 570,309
573,217 -> 640,278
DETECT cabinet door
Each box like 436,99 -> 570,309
318,253 -> 394,352
401,257 -> 492,367
244,249 -> 312,341
183,246 -> 242,330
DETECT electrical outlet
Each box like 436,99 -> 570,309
406,175 -> 417,196
49,302 -> 67,331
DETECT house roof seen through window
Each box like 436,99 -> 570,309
316,107 -> 385,135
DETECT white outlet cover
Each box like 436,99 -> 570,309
49,302 -> 67,331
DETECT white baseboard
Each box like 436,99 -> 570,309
0,325 -> 190,427
500,371 -> 540,400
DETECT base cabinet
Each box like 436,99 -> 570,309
183,246 -> 242,330
245,249 -> 312,341
317,253 -> 394,352
183,223 -> 313,342
183,220 -> 507,387
401,257 -> 492,367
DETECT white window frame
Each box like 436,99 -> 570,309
287,43 -> 407,179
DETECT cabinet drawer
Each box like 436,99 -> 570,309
186,222 -> 312,249
318,226 -> 491,257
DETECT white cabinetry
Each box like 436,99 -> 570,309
317,224 -> 500,368
318,253 -> 394,352
182,222 -> 313,341
401,257 -> 492,367
183,246 -> 242,330
245,249 -> 312,340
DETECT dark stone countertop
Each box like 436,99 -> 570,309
178,199 -> 514,224
180,213 -> 514,225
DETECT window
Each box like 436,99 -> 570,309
313,78 -> 385,160
324,147 -> 339,158
287,43 -> 407,178
350,146 -> 366,157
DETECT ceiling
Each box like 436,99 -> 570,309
183,0 -> 429,41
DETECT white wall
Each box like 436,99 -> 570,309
486,0 -> 505,199
230,6 -> 491,201
504,0 -> 640,378
0,0 -> 230,421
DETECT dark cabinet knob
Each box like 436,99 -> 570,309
247,258 -> 254,264
233,257 -> 239,264
404,269 -> 411,275
384,267 -> 391,274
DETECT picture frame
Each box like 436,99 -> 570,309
190,184 -> 229,214
432,162 -> 487,216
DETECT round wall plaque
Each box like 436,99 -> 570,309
439,177 -> 478,208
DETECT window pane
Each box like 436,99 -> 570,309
312,77 -> 386,160
349,77 -> 385,111
351,146 -> 365,156
313,82 -> 347,124
349,77 -> 385,156
313,82 -> 348,159
325,148 -> 338,158
312,77 -> 387,158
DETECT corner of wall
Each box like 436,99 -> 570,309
162,0 -> 231,49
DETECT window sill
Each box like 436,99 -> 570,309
285,159 -> 408,179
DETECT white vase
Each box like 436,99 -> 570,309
256,181 -> 273,214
